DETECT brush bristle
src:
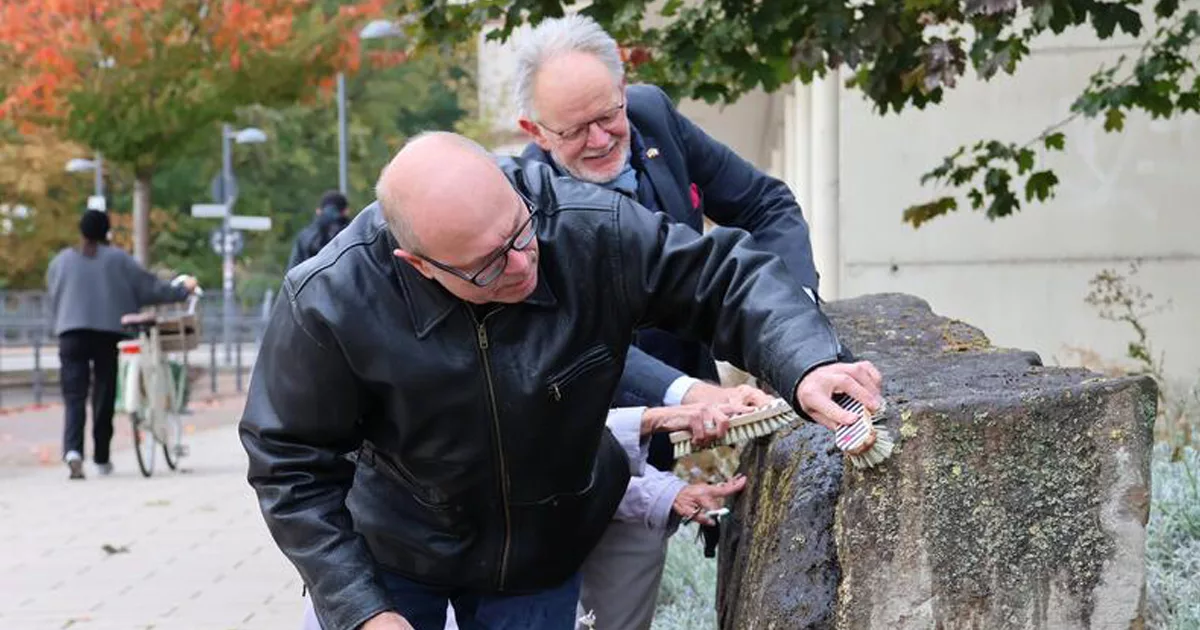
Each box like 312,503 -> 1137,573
833,393 -> 894,470
669,395 -> 895,468
671,399 -> 799,458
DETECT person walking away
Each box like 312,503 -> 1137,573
46,209 -> 198,480
286,191 -> 352,271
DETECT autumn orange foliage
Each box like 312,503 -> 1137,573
0,0 -> 398,266
0,0 -> 390,136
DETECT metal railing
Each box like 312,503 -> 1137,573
0,289 -> 274,408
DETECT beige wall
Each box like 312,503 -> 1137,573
478,19 -> 1200,380
784,32 -> 1198,380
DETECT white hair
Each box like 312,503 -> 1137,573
513,15 -> 625,119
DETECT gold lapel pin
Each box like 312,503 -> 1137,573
646,147 -> 660,159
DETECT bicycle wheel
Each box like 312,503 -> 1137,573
131,411 -> 156,477
131,364 -> 163,478
161,411 -> 184,470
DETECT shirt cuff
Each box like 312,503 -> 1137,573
663,376 -> 700,406
612,468 -> 688,533
646,470 -> 688,532
605,407 -> 648,476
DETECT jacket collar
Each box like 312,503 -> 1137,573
386,220 -> 558,339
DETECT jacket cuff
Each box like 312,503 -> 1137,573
315,588 -> 392,630
646,469 -> 688,532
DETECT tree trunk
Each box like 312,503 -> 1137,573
132,170 -> 152,265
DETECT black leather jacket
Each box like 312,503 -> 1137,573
238,158 -> 842,630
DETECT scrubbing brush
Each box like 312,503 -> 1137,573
833,393 -> 894,469
669,398 -> 799,458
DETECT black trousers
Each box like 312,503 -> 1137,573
59,330 -> 123,464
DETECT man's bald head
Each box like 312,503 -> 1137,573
377,131 -> 542,305
375,132 -> 504,254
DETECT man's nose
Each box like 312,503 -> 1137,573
585,122 -> 611,148
505,244 -> 534,274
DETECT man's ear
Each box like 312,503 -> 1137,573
518,118 -> 553,152
393,248 -> 434,279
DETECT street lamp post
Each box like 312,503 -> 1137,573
64,153 -> 106,211
219,125 -> 268,363
337,73 -> 348,194
336,19 -> 405,196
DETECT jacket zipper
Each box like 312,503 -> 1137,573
469,307 -> 511,589
548,345 -> 612,402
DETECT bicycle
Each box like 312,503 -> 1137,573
116,277 -> 203,477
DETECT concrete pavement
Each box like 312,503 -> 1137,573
0,380 -> 247,469
0,396 -> 307,630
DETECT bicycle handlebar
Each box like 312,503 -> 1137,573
171,274 -> 203,315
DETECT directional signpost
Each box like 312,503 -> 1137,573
209,228 -> 244,257
191,202 -> 272,364
229,215 -> 272,232
191,203 -> 227,219
190,123 -> 271,367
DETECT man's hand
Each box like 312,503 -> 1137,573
361,611 -> 415,630
641,402 -> 751,448
672,475 -> 747,526
681,381 -> 774,408
794,361 -> 883,431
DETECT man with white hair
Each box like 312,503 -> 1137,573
514,15 -> 830,629
242,132 -> 879,630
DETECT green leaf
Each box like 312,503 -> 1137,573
1024,170 -> 1060,202
1114,6 -> 1144,37
1092,5 -> 1120,39
1043,132 -> 1066,151
949,165 -> 981,186
1015,148 -> 1035,173
1178,91 -> 1200,112
902,197 -> 957,228
662,0 -> 683,17
1155,0 -> 1181,18
1104,107 -> 1126,132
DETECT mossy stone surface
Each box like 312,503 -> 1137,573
718,294 -> 1156,630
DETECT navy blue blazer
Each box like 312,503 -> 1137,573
521,84 -> 819,416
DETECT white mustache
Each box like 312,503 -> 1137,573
581,142 -> 616,159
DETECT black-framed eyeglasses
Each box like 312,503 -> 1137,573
538,102 -> 626,145
418,196 -> 539,287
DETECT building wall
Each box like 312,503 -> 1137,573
830,31 -> 1200,381
478,19 -> 1200,380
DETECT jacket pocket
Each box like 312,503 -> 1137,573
346,456 -> 477,585
359,443 -> 449,511
547,344 -> 614,402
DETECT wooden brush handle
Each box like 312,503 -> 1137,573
667,400 -> 791,445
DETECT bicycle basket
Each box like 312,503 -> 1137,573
150,302 -> 202,353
